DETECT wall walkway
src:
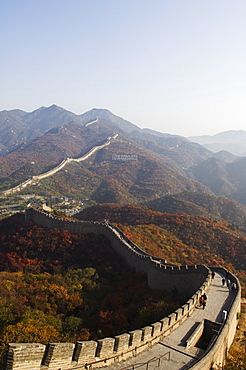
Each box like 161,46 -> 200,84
5,209 -> 241,370
106,269 -> 240,370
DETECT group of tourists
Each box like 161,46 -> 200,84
221,271 -> 237,291
197,270 -> 237,312
222,277 -> 236,290
212,270 -> 237,291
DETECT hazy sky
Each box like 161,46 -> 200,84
1,0 -> 246,136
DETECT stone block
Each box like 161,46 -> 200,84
42,342 -> 75,369
74,341 -> 97,365
95,337 -> 115,359
129,329 -> 143,348
160,317 -> 169,332
151,321 -> 162,337
114,333 -> 130,353
182,303 -> 189,317
168,312 -> 177,327
175,307 -> 184,321
141,326 -> 153,342
6,343 -> 45,370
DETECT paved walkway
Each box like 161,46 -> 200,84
104,272 -> 235,370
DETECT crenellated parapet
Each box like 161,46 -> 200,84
25,207 -> 210,299
6,274 -> 211,370
5,208 -> 241,370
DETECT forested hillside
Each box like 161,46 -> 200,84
0,213 -> 179,368
76,203 -> 246,285
146,191 -> 246,231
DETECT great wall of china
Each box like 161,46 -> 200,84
5,208 -> 241,370
1,134 -> 118,197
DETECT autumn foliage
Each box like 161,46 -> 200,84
0,213 -> 179,368
76,203 -> 246,281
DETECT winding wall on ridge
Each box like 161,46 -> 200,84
1,135 -> 116,196
25,208 -> 209,299
5,208 -> 241,370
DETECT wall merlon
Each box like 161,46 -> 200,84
114,333 -> 131,353
187,298 -> 195,312
151,321 -> 162,337
74,341 -> 97,365
160,317 -> 169,332
191,293 -> 199,305
182,303 -> 189,317
168,312 -> 177,328
175,307 -> 184,321
7,343 -> 46,370
95,337 -> 115,359
141,326 -> 153,342
42,343 -> 75,369
128,329 -> 143,348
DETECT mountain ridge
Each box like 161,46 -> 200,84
1,105 -> 246,218
189,130 -> 246,156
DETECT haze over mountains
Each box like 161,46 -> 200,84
1,104 -> 246,228
189,130 -> 246,156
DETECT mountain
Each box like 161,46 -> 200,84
79,108 -> 140,133
211,150 -> 239,163
145,191 -> 246,230
189,156 -> 246,206
0,122 -> 96,179
0,106 -> 216,202
1,105 -> 246,217
130,130 -> 211,168
0,105 -> 85,155
189,130 -> 246,156
0,106 -> 140,156
0,120 -> 213,203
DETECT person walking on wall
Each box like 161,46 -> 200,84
199,295 -> 203,307
211,271 -> 215,279
201,293 -> 207,310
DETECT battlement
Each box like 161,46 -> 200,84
6,273 -> 210,370
5,208 -> 241,369
25,208 -> 209,298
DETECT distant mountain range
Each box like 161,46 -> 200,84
189,130 -> 246,156
1,105 -> 246,227
0,105 -> 138,155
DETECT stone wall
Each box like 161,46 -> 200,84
1,137 -> 112,197
6,274 -> 211,369
5,209 -> 240,369
189,268 -> 241,370
25,208 -> 209,300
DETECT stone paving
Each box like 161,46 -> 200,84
104,271 -> 235,370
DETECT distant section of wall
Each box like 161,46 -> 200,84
5,209 -> 240,370
1,136 -> 115,197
